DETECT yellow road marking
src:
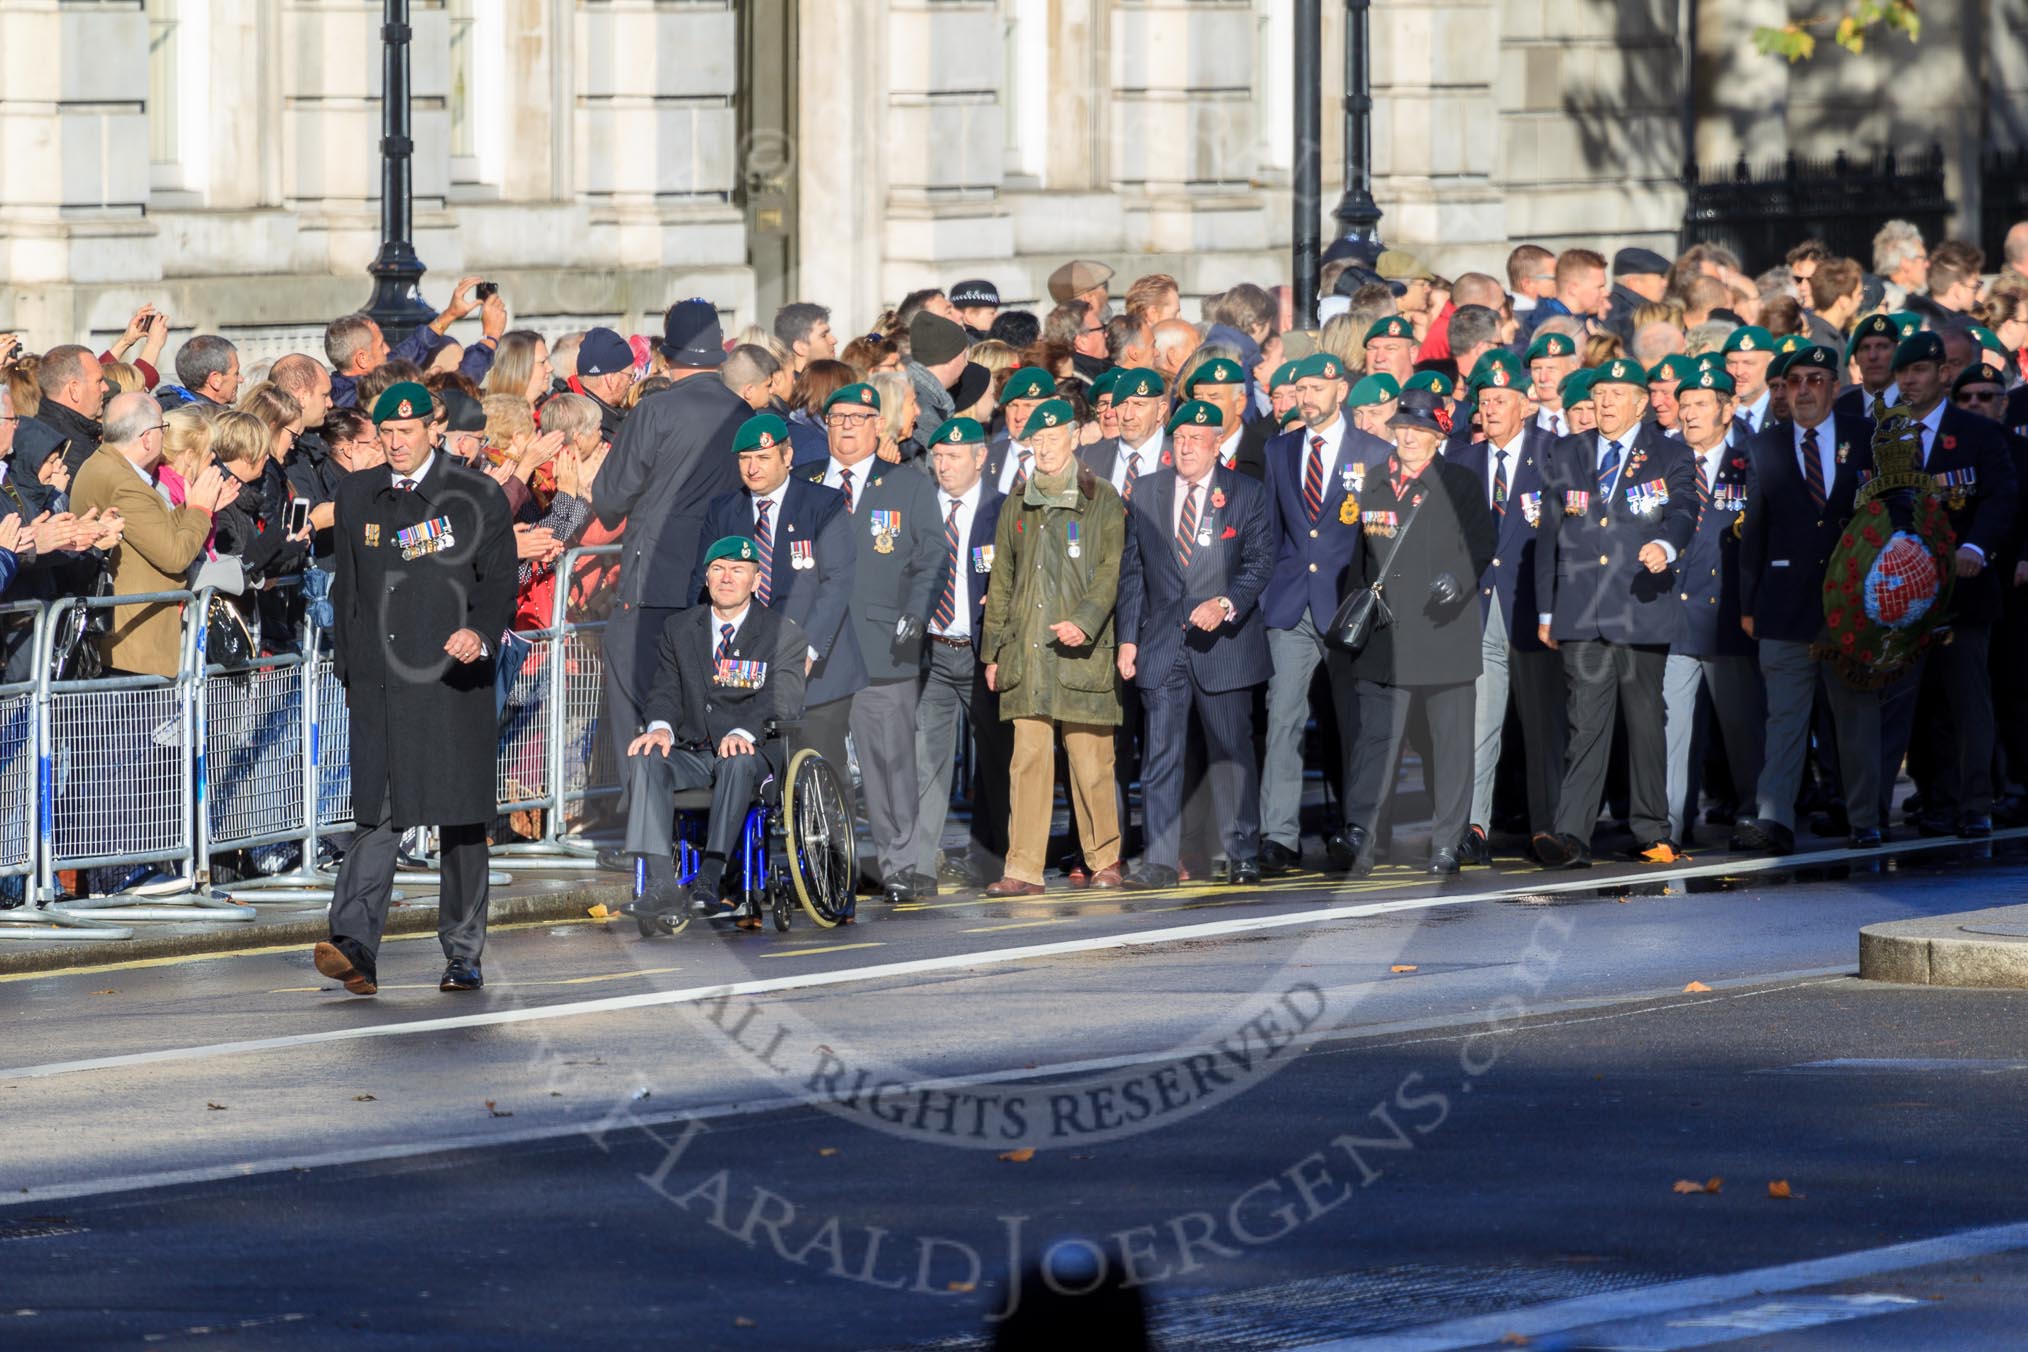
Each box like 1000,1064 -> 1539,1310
962,917 -> 1073,933
267,963 -> 683,996
758,941 -> 885,958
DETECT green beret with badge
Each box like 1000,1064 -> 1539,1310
1954,362 -> 2007,394
1403,371 -> 1453,397
1845,311 -> 1900,360
1889,311 -> 1923,338
1768,350 -> 1796,381
732,412 -> 790,454
823,381 -> 882,413
1893,331 -> 1946,370
1364,314 -> 1416,345
1088,368 -> 1123,403
1000,366 -> 1058,403
1693,351 -> 1723,375
1648,354 -> 1698,388
1165,398 -> 1225,433
1468,348 -> 1525,393
1559,368 -> 1598,406
1720,325 -> 1773,356
1183,358 -> 1244,395
931,416 -> 986,447
372,380 -> 434,425
1967,325 -> 2006,356
1346,373 -> 1401,407
1293,352 -> 1347,383
703,535 -> 759,567
1111,367 -> 1166,401
1591,357 -> 1645,388
1524,331 -> 1578,363
1269,360 -> 1302,391
1026,396 -> 1076,430
1677,367 -> 1735,399
1783,344 -> 1838,376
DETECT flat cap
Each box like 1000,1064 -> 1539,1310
1047,259 -> 1114,304
1613,247 -> 1671,277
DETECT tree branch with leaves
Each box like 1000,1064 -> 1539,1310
1753,0 -> 1919,62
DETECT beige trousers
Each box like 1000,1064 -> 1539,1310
1004,716 -> 1121,883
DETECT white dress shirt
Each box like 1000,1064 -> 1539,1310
1485,428 -> 1525,511
1535,406 -> 1568,437
1792,417 -> 1837,492
931,481 -> 983,640
994,440 -> 1034,497
649,602 -> 758,744
751,481 -> 789,535
1737,388 -> 1773,435
1109,430 -> 1162,499
1171,468 -> 1216,539
389,452 -> 435,490
823,455 -> 873,509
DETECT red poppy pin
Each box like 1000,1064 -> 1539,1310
1220,526 -> 1236,540
1729,457 -> 1745,470
1161,451 -> 1173,466
1942,434 -> 1957,451
1210,488 -> 1227,510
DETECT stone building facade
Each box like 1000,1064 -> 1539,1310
0,1 -> 2018,363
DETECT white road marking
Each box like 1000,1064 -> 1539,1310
1301,1222 -> 2028,1351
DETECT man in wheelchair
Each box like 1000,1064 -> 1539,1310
620,534 -> 808,930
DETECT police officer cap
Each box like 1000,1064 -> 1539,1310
1364,315 -> 1416,345
1783,345 -> 1838,377
1559,368 -> 1598,406
703,535 -> 759,567
948,279 -> 1001,310
823,381 -> 882,413
1953,362 -> 2007,394
1165,399 -> 1224,434
1648,354 -> 1698,387
1677,368 -> 1735,399
1269,360 -> 1303,391
1468,348 -> 1525,393
1591,357 -> 1646,389
1001,366 -> 1058,403
1403,371 -> 1453,397
1720,325 -> 1774,356
732,412 -> 791,454
1111,367 -> 1166,401
1524,331 -> 1577,363
371,380 -> 434,425
1292,352 -> 1347,383
1346,373 -> 1401,407
661,297 -> 726,369
1026,397 -> 1077,431
578,326 -> 635,378
1089,368 -> 1124,403
1892,331 -> 1946,371
931,416 -> 986,447
1184,358 -> 1244,394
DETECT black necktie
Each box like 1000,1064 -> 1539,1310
397,478 -> 417,492
1492,449 -> 1508,515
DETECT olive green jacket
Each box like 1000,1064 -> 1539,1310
981,465 -> 1124,725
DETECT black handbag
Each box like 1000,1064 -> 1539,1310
1325,494 -> 1423,655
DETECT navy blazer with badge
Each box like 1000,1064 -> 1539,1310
1444,424 -> 1554,650
694,476 -> 866,706
1116,465 -> 1276,692
803,460 -> 944,682
1673,437 -> 1757,658
1737,412 -> 1874,643
1534,423 -> 1700,646
1921,403 -> 2020,625
929,485 -> 1007,658
1261,419 -> 1393,630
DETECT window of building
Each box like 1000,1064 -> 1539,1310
1003,0 -> 1047,187
147,0 -> 208,195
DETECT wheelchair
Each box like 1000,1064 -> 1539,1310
640,720 -> 858,937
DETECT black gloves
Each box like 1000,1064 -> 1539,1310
1428,572 -> 1464,606
892,613 -> 925,650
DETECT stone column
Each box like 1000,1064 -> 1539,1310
1367,0 -> 1505,273
797,0 -> 886,327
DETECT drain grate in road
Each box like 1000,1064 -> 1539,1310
884,1260 -> 1675,1350
0,1217 -> 86,1242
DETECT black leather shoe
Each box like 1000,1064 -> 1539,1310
1427,848 -> 1460,876
1229,858 -> 1262,886
1130,863 -> 1181,890
883,879 -> 914,904
1729,817 -> 1795,855
1958,814 -> 1993,840
907,872 -> 939,899
596,847 -> 633,874
1808,805 -> 1851,838
440,958 -> 483,992
1532,832 -> 1590,869
1325,826 -> 1362,870
1258,840 -> 1300,875
1916,814 -> 1956,838
1455,826 -> 1491,867
1847,826 -> 1884,849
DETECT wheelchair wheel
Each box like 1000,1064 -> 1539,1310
782,748 -> 856,928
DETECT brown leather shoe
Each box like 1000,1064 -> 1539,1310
984,877 -> 1046,897
1086,865 -> 1127,890
1065,865 -> 1090,890
313,941 -> 378,996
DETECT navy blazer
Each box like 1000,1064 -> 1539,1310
1921,403 -> 2020,625
928,485 -> 1007,658
1445,425 -> 1554,650
695,477 -> 867,707
1737,413 -> 1873,643
785,411 -> 831,469
1673,437 -> 1757,658
2005,384 -> 2028,438
1534,423 -> 1700,646
1116,466 -> 1275,693
1261,419 -> 1393,631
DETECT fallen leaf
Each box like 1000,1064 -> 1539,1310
91,988 -> 117,996
947,1281 -> 976,1293
1500,1335 -> 1532,1347
1683,981 -> 1712,992
998,1148 -> 1036,1163
1768,1179 -> 1794,1199
734,1316 -> 756,1327
352,1094 -> 377,1102
485,1100 -> 514,1118
588,903 -> 614,919
1390,964 -> 1419,973
206,1102 -> 227,1111
817,1147 -> 838,1157
1706,1176 -> 1723,1193
1672,1177 -> 1722,1195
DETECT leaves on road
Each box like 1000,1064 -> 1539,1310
588,903 -> 615,920
1672,1177 -> 1723,1194
1768,1179 -> 1800,1199
206,1102 -> 227,1111
947,1281 -> 976,1293
1499,1335 -> 1531,1347
352,1094 -> 377,1102
734,1316 -> 756,1327
90,989 -> 117,996
998,1148 -> 1036,1163
1390,964 -> 1419,973
1683,981 -> 1713,992
485,1100 -> 513,1118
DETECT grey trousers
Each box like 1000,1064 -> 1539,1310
1346,679 -> 1477,861
330,818 -> 490,966
851,677 -> 922,883
914,641 -> 1009,878
1754,638 -> 1881,831
1663,651 -> 1766,843
624,745 -> 762,883
1554,639 -> 1670,845
1469,597 -> 1567,836
1262,616 -> 1357,849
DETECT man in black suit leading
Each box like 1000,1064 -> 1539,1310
621,535 -> 808,931
1116,398 -> 1276,888
807,381 -> 944,901
314,382 -> 515,996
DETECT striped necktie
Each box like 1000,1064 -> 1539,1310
1175,481 -> 1202,567
1303,435 -> 1325,521
1013,449 -> 1032,496
1697,456 -> 1713,509
1596,440 -> 1622,497
1122,450 -> 1140,501
1492,448 -> 1509,516
933,498 -> 961,633
715,623 -> 735,662
837,467 -> 854,514
1801,426 -> 1826,508
753,499 -> 774,604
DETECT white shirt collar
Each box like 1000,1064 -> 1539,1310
943,479 -> 983,515
709,602 -> 753,643
391,451 -> 436,488
753,479 -> 790,514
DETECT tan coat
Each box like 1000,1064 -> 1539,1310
68,445 -> 212,677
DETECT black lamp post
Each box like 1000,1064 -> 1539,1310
1332,0 -> 1383,242
1293,0 -> 1323,328
362,0 -> 434,344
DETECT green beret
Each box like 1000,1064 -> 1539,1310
1000,366 -> 1057,402
1111,367 -> 1166,401
1559,368 -> 1598,406
930,416 -> 986,447
1846,312 -> 1900,358
1693,352 -> 1723,374
1467,349 -> 1525,394
1166,398 -> 1224,433
1767,350 -> 1797,381
1889,311 -> 1924,338
1954,362 -> 2007,393
1183,358 -> 1244,394
1524,331 -> 1578,363
823,381 -> 882,413
1772,333 -> 1809,356
371,380 -> 434,424
1269,360 -> 1303,391
1647,354 -> 1698,388
1346,373 -> 1401,407
1677,367 -> 1734,399
1278,403 -> 1305,426
1967,324 -> 2005,355
1592,357 -> 1645,388
1720,325 -> 1774,356
1892,331 -> 1946,371
1293,352 -> 1348,383
1783,345 -> 1838,376
703,535 -> 759,567
732,412 -> 790,454
1088,368 -> 1123,403
1026,397 -> 1076,431
1403,371 -> 1453,397
1364,315 -> 1416,345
